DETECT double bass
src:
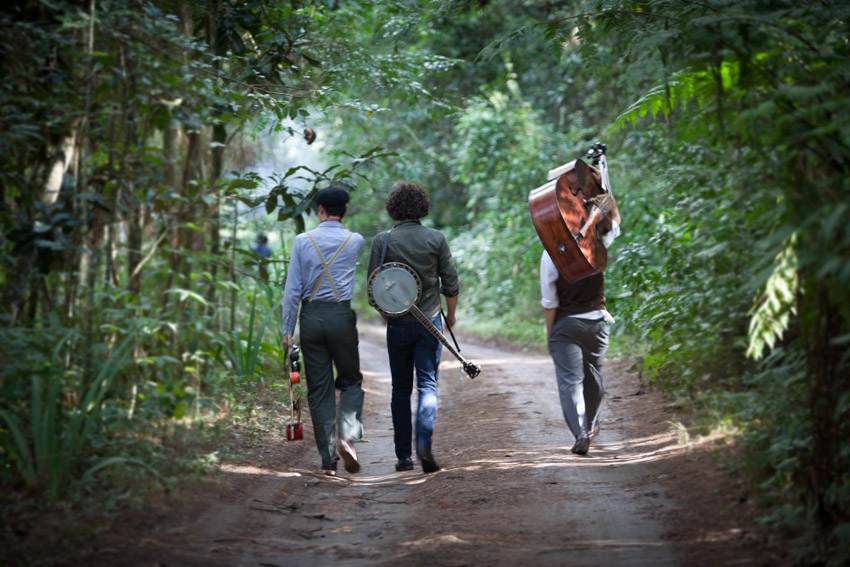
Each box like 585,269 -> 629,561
528,143 -> 617,281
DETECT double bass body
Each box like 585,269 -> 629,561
528,157 -> 608,282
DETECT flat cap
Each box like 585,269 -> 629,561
315,186 -> 350,208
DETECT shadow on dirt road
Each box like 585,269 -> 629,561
80,320 -> 787,567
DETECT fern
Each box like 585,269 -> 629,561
747,235 -> 799,360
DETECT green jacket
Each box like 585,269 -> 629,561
368,220 -> 459,320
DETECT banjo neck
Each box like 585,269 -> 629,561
408,305 -> 481,379
367,260 -> 480,379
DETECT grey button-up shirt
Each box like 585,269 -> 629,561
367,220 -> 459,321
281,221 -> 364,337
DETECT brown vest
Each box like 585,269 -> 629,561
555,272 -> 606,321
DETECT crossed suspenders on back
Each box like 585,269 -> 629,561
305,232 -> 354,302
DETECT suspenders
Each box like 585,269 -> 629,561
305,232 -> 354,302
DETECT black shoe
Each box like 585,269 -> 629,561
395,458 -> 414,471
417,445 -> 441,473
571,436 -> 590,455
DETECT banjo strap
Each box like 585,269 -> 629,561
441,307 -> 463,353
306,232 -> 354,302
379,229 -> 458,352
368,231 -> 481,379
378,229 -> 393,268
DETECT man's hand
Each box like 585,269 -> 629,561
445,295 -> 458,329
445,312 -> 457,329
282,333 -> 293,348
544,308 -> 557,337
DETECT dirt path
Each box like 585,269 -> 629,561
83,321 -> 788,567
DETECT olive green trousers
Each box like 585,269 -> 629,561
298,300 -> 364,468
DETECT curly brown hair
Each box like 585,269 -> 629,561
385,182 -> 430,221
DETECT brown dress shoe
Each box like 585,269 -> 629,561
338,439 -> 362,474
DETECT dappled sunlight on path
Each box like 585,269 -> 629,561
81,320 -> 782,567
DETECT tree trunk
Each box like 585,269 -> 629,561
1,121 -> 81,326
43,133 -> 77,207
127,186 -> 143,299
1,253 -> 37,326
180,128 -> 204,287
203,0 -> 225,329
803,274 -> 843,530
206,123 -> 226,324
160,117 -> 181,312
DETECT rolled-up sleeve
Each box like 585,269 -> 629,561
602,219 -> 621,249
540,251 -> 559,309
281,238 -> 305,337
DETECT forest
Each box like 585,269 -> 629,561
1,0 -> 849,564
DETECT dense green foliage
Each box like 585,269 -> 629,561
335,1 -> 850,561
1,0 -> 848,563
579,3 -> 850,559
0,0 -> 405,506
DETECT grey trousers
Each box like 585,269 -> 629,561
547,316 -> 609,441
299,301 -> 364,468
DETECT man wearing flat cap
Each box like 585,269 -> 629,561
281,186 -> 365,476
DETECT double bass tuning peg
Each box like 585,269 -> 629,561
585,142 -> 608,161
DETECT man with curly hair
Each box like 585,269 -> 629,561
367,182 -> 460,474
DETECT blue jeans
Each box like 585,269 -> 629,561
386,314 -> 442,460
547,316 -> 609,440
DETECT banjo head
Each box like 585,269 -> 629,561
367,262 -> 421,315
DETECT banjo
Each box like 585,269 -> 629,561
367,262 -> 481,379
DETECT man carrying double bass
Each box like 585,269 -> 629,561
536,154 -> 622,456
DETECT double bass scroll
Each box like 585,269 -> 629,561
528,145 -> 615,282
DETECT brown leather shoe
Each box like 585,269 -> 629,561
338,439 -> 362,474
571,436 -> 590,455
